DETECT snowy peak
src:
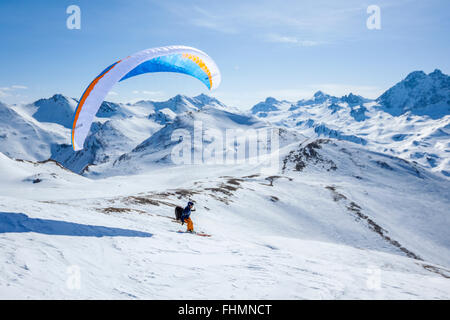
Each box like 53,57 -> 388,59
192,93 -> 226,108
118,94 -> 228,117
251,97 -> 293,116
404,70 -> 427,83
35,93 -> 71,105
377,69 -> 450,118
90,106 -> 291,176
32,94 -> 129,123
313,90 -> 329,100
265,97 -> 280,104
429,68 -> 447,80
340,93 -> 369,107
148,108 -> 177,125
296,91 -> 339,107
96,101 -> 127,118
45,94 -> 230,174
147,94 -> 226,114
251,97 -> 281,114
31,94 -> 78,128
0,101 -> 68,161
154,94 -> 193,113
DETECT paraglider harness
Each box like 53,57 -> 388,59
175,202 -> 195,225
175,206 -> 183,222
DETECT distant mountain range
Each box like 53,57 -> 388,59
252,69 -> 449,118
0,69 -> 448,177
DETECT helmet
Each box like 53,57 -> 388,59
188,201 -> 194,206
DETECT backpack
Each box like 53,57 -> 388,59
175,206 -> 183,221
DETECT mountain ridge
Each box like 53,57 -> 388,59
0,68 -> 448,177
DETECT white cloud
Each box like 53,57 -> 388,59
0,85 -> 27,98
189,6 -> 238,34
190,18 -> 237,34
142,90 -> 163,96
174,1 -> 370,40
105,90 -> 166,104
264,33 -> 321,46
131,90 -> 163,96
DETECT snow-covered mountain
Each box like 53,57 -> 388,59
88,106 -> 304,177
249,70 -> 450,177
377,69 -> 450,119
0,69 -> 449,299
138,93 -> 228,114
0,93 -> 228,173
31,94 -> 78,128
148,108 -> 177,125
0,70 -> 448,178
0,100 -> 68,161
46,94 -> 236,173
251,97 -> 293,117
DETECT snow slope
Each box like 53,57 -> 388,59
0,138 -> 449,299
0,101 -> 68,161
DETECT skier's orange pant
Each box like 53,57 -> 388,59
184,218 -> 194,232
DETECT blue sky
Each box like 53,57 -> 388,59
0,0 -> 449,109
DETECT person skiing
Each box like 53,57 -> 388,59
180,201 -> 195,233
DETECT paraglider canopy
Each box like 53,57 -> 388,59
71,45 -> 221,151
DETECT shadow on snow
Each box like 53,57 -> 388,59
0,212 -> 152,238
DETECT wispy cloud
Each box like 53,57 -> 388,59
172,0 -> 370,41
264,33 -> 321,46
189,6 -> 238,34
0,85 -> 27,98
11,85 -> 28,89
156,0 -> 387,52
142,90 -> 163,96
132,90 -> 163,96
104,89 -> 166,104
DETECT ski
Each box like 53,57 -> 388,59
177,230 -> 212,237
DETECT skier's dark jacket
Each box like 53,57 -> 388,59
180,206 -> 192,221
